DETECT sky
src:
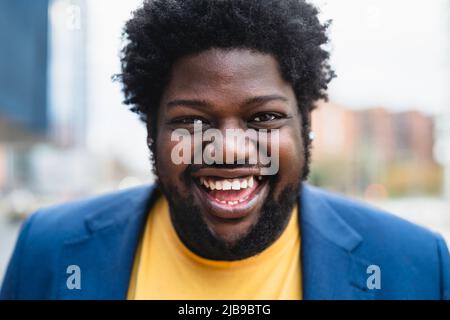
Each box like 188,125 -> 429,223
312,0 -> 450,115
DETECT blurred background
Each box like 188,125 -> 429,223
0,0 -> 449,280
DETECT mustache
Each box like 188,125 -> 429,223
188,164 -> 264,174
184,164 -> 279,186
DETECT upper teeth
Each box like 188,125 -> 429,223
200,176 -> 256,191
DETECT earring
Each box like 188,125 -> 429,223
308,131 -> 315,141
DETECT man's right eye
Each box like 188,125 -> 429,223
172,117 -> 208,125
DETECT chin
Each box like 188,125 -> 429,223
159,169 -> 299,260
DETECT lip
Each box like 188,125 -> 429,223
191,167 -> 263,179
191,173 -> 270,221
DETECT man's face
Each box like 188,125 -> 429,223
154,48 -> 306,260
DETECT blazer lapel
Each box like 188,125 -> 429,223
300,184 -> 375,300
56,185 -> 157,300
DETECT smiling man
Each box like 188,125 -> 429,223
1,0 -> 450,300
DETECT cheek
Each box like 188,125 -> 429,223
280,141 -> 304,172
277,128 -> 305,183
155,129 -> 190,187
258,125 -> 304,181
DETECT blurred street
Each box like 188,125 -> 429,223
0,213 -> 20,280
375,197 -> 450,245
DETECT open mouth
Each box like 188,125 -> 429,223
191,169 -> 270,220
199,176 -> 264,205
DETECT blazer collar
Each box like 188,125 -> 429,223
300,184 -> 375,299
57,183 -> 374,299
57,185 -> 157,299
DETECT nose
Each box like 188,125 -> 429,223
204,120 -> 258,165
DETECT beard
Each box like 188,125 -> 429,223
156,173 -> 302,261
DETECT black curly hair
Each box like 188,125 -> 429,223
118,0 -> 335,178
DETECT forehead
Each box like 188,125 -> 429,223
162,48 -> 294,100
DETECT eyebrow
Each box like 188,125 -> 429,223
244,95 -> 289,107
166,94 -> 289,110
166,99 -> 212,109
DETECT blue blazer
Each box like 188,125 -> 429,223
1,184 -> 449,300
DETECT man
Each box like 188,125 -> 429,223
1,0 -> 449,300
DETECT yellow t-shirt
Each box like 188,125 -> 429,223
127,196 -> 302,300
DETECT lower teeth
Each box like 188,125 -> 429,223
215,196 -> 249,205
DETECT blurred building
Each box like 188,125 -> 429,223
0,0 -> 95,217
0,0 -> 50,193
0,0 -> 148,219
49,0 -> 88,147
435,113 -> 450,200
436,0 -> 450,200
0,0 -> 50,133
357,109 -> 435,163
311,102 -> 442,197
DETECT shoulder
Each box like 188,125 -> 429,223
23,184 -> 155,243
0,185 -> 155,299
306,185 -> 450,299
308,185 -> 442,246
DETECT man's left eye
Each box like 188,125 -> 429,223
250,113 -> 281,123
